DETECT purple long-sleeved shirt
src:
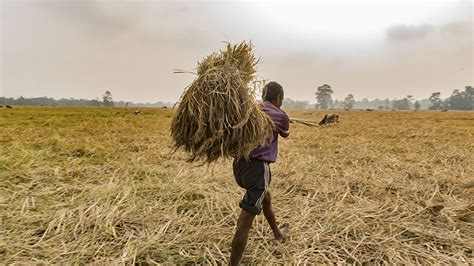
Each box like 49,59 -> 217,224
250,101 -> 290,163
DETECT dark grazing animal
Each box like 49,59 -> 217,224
133,110 -> 141,115
6,105 -> 12,109
319,113 -> 339,126
366,108 -> 374,111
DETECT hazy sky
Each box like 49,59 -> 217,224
1,0 -> 472,103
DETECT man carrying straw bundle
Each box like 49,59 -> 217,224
171,42 -> 289,263
230,81 -> 290,265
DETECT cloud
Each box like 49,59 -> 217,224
35,1 -> 135,36
35,1 -> 213,47
386,24 -> 435,41
2,1 -> 472,102
441,20 -> 473,36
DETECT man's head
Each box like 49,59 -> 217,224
262,81 -> 284,107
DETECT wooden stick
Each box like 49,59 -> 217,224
290,118 -> 319,127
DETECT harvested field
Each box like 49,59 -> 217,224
1,106 -> 473,264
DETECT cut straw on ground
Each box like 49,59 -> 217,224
1,107 -> 473,264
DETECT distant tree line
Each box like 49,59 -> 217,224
428,86 -> 474,110
281,98 -> 311,109
284,85 -> 473,110
0,96 -> 103,107
310,84 -> 473,110
0,91 -> 174,108
3,86 -> 472,110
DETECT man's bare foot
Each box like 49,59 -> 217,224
275,223 -> 289,242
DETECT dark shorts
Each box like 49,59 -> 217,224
232,158 -> 271,215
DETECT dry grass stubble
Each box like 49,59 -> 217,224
0,107 -> 473,263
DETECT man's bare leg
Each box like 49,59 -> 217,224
230,209 -> 255,266
263,191 -> 289,241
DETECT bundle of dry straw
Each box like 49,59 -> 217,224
171,42 -> 274,163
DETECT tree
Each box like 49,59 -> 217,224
383,98 -> 391,109
429,92 -> 442,110
465,86 -> 474,110
393,98 -> 411,110
17,96 -> 25,105
407,95 -> 414,108
102,91 -> 114,107
414,101 -> 421,110
343,94 -> 355,109
447,86 -> 474,110
361,98 -> 370,108
315,84 -> 334,109
282,98 -> 311,109
90,99 -> 102,106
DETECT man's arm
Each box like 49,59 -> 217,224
278,113 -> 290,138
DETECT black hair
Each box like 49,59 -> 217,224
262,81 -> 284,101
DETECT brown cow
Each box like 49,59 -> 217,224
319,114 -> 339,126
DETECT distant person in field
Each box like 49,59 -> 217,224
230,81 -> 290,265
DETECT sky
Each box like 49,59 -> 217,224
1,0 -> 472,103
